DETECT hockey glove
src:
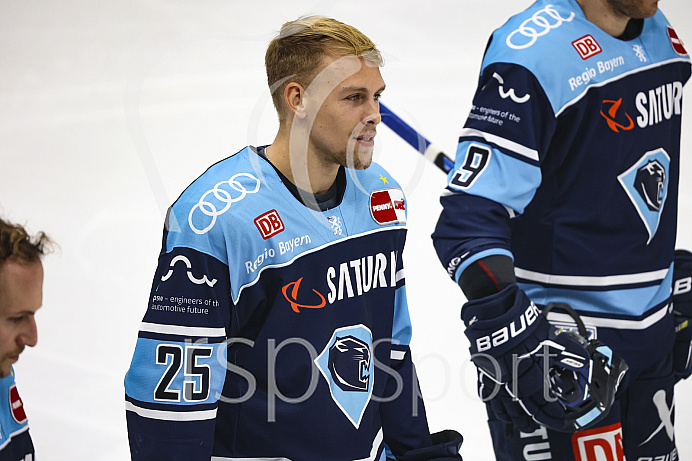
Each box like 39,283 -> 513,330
391,430 -> 463,461
461,284 -> 627,432
673,249 -> 692,382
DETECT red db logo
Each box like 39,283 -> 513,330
254,209 -> 284,239
572,423 -> 624,461
573,35 -> 602,60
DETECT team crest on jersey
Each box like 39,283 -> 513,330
315,325 -> 373,428
370,189 -> 406,225
617,149 -> 670,243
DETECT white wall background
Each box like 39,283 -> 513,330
1,1 -> 691,459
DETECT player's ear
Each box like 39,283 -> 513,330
284,82 -> 307,120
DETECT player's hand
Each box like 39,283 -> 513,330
394,430 -> 463,461
461,284 -> 627,432
673,249 -> 692,382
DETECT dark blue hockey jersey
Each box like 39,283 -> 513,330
433,0 -> 691,324
0,369 -> 34,461
125,146 -> 431,460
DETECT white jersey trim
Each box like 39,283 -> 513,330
547,303 -> 670,331
353,427 -> 384,461
236,226 -> 404,304
458,128 -> 539,162
126,401 -> 217,421
515,267 -> 669,287
139,322 -> 226,338
556,57 -> 691,117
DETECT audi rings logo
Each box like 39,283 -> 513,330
506,5 -> 575,50
188,173 -> 261,234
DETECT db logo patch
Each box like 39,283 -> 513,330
573,35 -> 602,60
668,26 -> 688,56
572,423 -> 624,461
370,189 -> 406,225
254,209 -> 284,239
9,384 -> 27,424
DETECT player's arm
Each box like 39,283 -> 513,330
125,246 -> 232,460
433,62 -> 627,432
673,249 -> 692,382
379,251 -> 463,460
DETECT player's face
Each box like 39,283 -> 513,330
0,261 -> 42,378
307,55 -> 385,170
605,0 -> 658,19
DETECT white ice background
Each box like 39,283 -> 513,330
1,1 -> 692,459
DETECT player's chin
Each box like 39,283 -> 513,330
343,145 -> 374,170
352,150 -> 374,170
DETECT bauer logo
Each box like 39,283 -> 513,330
370,189 -> 406,225
668,26 -> 688,56
254,209 -> 284,239
571,423 -> 624,461
9,384 -> 27,424
573,35 -> 602,60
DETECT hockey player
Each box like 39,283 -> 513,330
0,217 -> 52,459
432,0 -> 690,459
124,16 -> 463,461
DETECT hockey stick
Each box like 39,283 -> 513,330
379,102 -> 455,173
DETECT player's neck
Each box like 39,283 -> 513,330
576,0 -> 631,37
267,128 -> 339,195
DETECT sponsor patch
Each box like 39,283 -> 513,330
573,35 -> 602,60
667,26 -> 688,56
572,423 -> 624,461
370,189 -> 406,225
254,209 -> 285,240
9,384 -> 27,424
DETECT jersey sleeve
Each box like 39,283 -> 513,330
379,248 -> 433,457
124,233 -> 232,460
432,61 -> 556,282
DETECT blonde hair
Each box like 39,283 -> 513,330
0,217 -> 52,265
265,16 -> 383,120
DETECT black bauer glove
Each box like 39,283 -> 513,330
461,284 -> 628,432
388,430 -> 463,461
673,249 -> 692,382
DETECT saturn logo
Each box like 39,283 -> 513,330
282,277 -> 326,313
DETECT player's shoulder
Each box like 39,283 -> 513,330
164,146 -> 275,255
483,0 -> 689,112
174,146 -> 263,206
351,161 -> 404,193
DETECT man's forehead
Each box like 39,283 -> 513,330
0,260 -> 44,307
313,54 -> 383,88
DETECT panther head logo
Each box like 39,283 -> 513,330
634,160 -> 666,212
328,336 -> 371,392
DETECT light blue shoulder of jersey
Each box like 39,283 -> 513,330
0,369 -> 30,450
163,146 -> 279,262
344,160 -> 407,230
483,0 -> 690,115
